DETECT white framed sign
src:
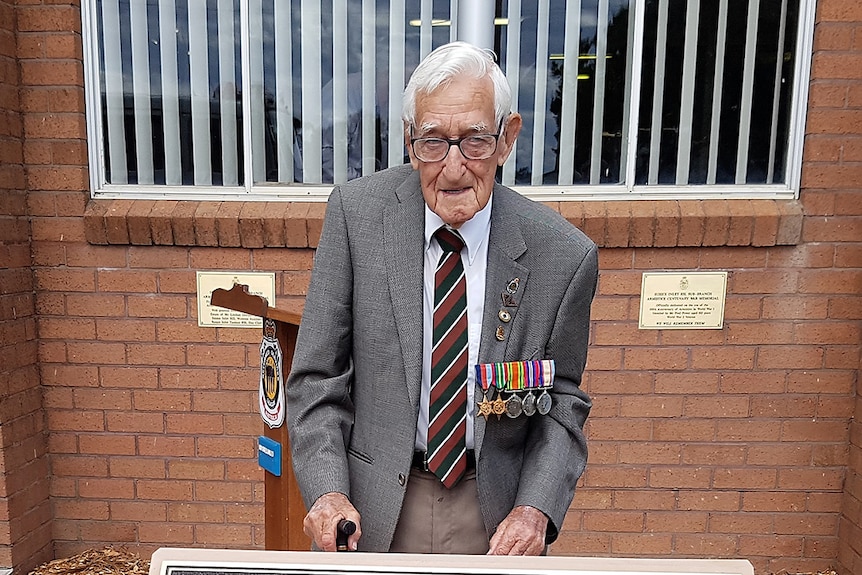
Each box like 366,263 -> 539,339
197,271 -> 276,328
150,548 -> 754,575
639,272 -> 728,330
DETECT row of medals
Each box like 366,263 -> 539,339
477,388 -> 552,419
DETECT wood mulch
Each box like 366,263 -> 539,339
28,548 -> 149,575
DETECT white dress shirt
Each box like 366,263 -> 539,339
415,197 -> 492,451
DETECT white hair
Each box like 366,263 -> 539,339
402,41 -> 512,129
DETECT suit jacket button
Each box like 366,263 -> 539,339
398,473 -> 406,486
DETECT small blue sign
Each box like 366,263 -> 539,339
258,436 -> 281,476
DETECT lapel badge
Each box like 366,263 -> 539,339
501,292 -> 518,308
498,309 -> 511,323
506,278 -> 520,294
495,326 -> 506,341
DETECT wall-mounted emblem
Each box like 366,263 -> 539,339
258,319 -> 285,428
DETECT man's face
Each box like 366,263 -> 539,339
406,75 -> 522,229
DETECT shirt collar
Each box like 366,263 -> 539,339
424,195 -> 493,266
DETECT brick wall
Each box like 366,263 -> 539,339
0,0 -> 52,572
3,0 -> 861,574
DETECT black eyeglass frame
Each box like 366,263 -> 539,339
409,117 -> 507,163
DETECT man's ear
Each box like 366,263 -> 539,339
404,124 -> 420,169
497,113 -> 522,166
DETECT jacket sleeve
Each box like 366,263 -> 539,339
514,241 -> 598,543
286,186 -> 356,509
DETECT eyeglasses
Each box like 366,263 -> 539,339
410,118 -> 505,163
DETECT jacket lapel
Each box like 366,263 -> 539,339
475,186 -> 531,454
383,173 -> 426,410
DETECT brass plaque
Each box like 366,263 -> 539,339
639,272 -> 728,330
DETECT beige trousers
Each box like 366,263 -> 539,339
389,468 -> 489,554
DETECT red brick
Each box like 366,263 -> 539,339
165,413 -> 223,435
96,319 -> 156,342
582,466 -> 649,489
78,434 -> 136,455
128,246 -> 188,269
623,347 -> 688,370
97,269 -> 158,293
99,367 -> 158,389
110,501 -> 167,522
73,388 -> 132,410
653,419 -> 716,441
674,533 -> 737,555
168,460 -> 225,481
196,437 -> 255,459
757,346 -> 825,369
677,491 -> 741,511
137,436 -> 194,457
762,296 -> 829,319
106,412 -> 165,433
136,480 -> 193,501
126,344 -> 186,366
716,420 -> 782,441
216,202 -> 243,247
138,523 -> 194,544
167,502 -> 225,523
53,500 -> 109,521
713,467 -> 778,489
194,524 -> 254,546
743,492 -> 806,512
709,512 -> 773,534
612,533 -> 674,555
78,478 -> 135,499
159,368 -> 218,389
195,481 -> 254,502
109,457 -> 166,479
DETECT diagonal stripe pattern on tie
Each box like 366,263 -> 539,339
428,226 -> 468,489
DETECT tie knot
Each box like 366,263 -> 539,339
435,227 -> 465,253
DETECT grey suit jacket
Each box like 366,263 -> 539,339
287,163 -> 598,551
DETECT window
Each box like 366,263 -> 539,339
81,0 -> 814,199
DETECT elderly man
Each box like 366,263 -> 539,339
286,41 -> 598,556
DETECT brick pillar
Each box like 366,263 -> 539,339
0,0 -> 52,572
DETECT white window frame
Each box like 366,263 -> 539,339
80,0 -> 817,202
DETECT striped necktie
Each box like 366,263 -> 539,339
427,226 -> 468,488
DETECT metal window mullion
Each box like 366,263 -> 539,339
530,1 -> 550,185
767,0 -> 789,184
274,0 -> 294,183
501,0 -> 521,186
420,0 -> 432,58
589,0 -> 609,185
301,1 -> 323,183
102,0 -> 127,183
361,0 -> 376,176
239,0 -> 255,190
736,0 -> 761,184
449,0 -> 457,42
707,0 -> 728,185
647,0 -> 669,185
624,0 -> 647,191
786,0 -> 817,194
81,0 -> 106,191
333,1 -> 349,183
218,0 -> 239,186
130,0 -> 154,184
188,0 -> 212,185
676,0 -> 700,185
557,0 -> 581,185
387,0 -> 406,168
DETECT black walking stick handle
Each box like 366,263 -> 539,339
336,519 -> 356,551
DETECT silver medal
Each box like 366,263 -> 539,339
536,390 -> 552,415
505,393 -> 523,418
522,391 -> 537,416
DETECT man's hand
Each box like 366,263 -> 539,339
303,492 -> 362,551
487,505 -> 547,555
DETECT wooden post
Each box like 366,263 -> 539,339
211,284 -> 309,551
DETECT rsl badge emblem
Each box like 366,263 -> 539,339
258,318 -> 285,428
